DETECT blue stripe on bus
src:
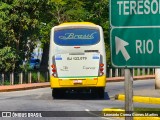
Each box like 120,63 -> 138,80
93,56 -> 99,59
55,58 -> 62,60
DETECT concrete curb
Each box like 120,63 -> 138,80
115,94 -> 160,104
0,82 -> 50,92
107,75 -> 155,82
102,108 -> 160,120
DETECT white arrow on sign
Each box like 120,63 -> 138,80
115,36 -> 130,61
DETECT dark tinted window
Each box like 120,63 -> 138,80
54,28 -> 100,46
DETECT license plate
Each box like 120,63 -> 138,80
73,80 -> 82,84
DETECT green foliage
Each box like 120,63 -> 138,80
0,0 -> 111,71
31,72 -> 38,83
106,44 -> 111,65
4,80 -> 10,85
0,0 -> 43,70
48,0 -> 87,23
134,107 -> 160,114
0,47 -> 19,72
31,72 -> 45,83
39,74 -> 46,82
19,62 -> 30,72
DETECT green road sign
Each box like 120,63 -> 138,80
110,0 -> 160,27
111,28 -> 160,67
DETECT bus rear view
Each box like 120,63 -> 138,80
49,22 -> 106,98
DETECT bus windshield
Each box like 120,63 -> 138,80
54,28 -> 100,46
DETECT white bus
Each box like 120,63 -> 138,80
49,22 -> 106,98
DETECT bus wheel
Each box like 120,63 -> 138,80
97,87 -> 105,99
52,89 -> 64,99
52,89 -> 59,99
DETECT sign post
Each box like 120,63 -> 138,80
125,69 -> 133,120
155,69 -> 160,89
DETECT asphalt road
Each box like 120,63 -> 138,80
0,79 -> 159,120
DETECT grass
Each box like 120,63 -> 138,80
4,80 -> 10,85
111,107 -> 160,115
134,108 -> 160,115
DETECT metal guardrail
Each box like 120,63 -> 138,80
106,68 -> 155,78
0,68 -> 155,85
0,71 -> 49,85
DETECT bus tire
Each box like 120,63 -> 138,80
98,87 -> 105,99
52,89 -> 59,99
52,89 -> 64,99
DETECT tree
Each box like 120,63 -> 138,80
0,2 -> 11,47
0,47 -> 19,72
0,0 -> 45,71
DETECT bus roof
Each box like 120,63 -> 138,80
59,22 -> 96,26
